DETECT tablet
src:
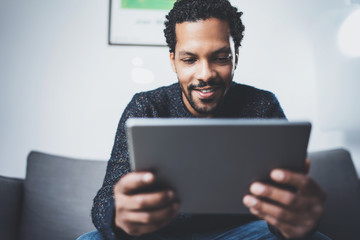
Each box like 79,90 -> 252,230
126,118 -> 311,214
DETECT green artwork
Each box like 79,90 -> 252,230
121,0 -> 176,10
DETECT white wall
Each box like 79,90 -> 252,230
0,0 -> 359,178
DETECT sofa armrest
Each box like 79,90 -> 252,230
0,175 -> 24,240
309,148 -> 360,240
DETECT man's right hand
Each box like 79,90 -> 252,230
113,172 -> 179,236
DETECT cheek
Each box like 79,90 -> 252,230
220,66 -> 234,80
176,67 -> 194,85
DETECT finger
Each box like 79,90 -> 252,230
270,169 -> 326,198
243,195 -> 304,224
250,209 -> 317,238
246,181 -> 325,213
115,172 -> 155,194
245,200 -> 316,239
115,202 -> 179,236
117,190 -> 176,211
249,182 -> 299,207
264,214 -> 317,239
122,202 -> 179,226
123,221 -> 170,237
122,217 -> 175,237
305,157 -> 310,174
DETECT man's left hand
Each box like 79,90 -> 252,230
242,164 -> 327,239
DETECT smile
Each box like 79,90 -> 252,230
193,87 -> 220,99
199,88 -> 215,93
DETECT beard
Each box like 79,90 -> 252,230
180,79 -> 226,116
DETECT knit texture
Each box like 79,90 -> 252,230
91,82 -> 286,240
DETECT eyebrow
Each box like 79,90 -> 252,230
178,47 -> 232,57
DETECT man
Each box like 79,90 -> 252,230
80,0 -> 328,239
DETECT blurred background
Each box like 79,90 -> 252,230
0,0 -> 359,178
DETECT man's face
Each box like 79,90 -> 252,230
170,18 -> 238,118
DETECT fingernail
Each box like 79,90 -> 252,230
250,183 -> 265,195
168,190 -> 174,199
142,173 -> 153,183
271,170 -> 285,181
243,195 -> 257,207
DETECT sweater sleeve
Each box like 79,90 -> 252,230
91,94 -> 145,240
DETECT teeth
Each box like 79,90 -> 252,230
200,89 -> 213,93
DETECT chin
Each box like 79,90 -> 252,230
193,102 -> 220,115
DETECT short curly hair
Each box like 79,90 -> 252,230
164,0 -> 245,53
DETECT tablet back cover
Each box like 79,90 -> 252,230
126,119 -> 311,214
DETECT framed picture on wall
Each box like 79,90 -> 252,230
109,0 -> 176,46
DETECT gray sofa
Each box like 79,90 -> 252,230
0,149 -> 359,240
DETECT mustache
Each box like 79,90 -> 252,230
188,80 -> 225,90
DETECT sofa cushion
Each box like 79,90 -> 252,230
0,175 -> 24,240
309,148 -> 360,240
19,151 -> 107,240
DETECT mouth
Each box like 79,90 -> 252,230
193,87 -> 220,99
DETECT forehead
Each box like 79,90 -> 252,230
174,18 -> 232,53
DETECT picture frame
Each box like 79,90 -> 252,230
109,0 -> 176,46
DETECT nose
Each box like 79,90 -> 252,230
195,60 -> 215,81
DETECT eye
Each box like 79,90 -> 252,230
181,58 -> 197,64
214,55 -> 232,63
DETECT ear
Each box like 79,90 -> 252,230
169,52 -> 177,73
234,49 -> 239,70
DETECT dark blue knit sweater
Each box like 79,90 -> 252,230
91,82 -> 286,240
